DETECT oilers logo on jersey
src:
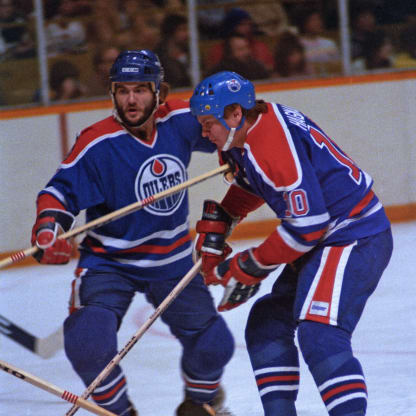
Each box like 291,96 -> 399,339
135,154 -> 187,216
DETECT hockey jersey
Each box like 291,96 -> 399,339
222,102 -> 390,264
38,99 -> 216,280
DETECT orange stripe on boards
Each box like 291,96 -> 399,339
2,71 -> 416,120
1,203 -> 415,270
385,202 -> 416,223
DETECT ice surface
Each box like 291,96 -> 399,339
1,222 -> 415,415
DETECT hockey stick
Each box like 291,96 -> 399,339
0,164 -> 230,270
65,259 -> 202,416
0,359 -> 117,416
0,313 -> 63,358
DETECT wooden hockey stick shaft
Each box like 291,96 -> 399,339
0,359 -> 117,416
65,259 -> 202,416
0,164 -> 230,270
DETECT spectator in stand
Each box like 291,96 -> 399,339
116,3 -> 163,52
87,45 -> 120,98
45,0 -> 87,56
44,0 -> 92,19
86,0 -> 123,50
49,59 -> 88,101
155,13 -> 191,88
197,0 -> 230,40
273,30 -> 313,78
350,1 -> 378,61
0,0 -> 35,60
394,23 -> 416,69
204,8 -> 274,74
242,2 -> 290,38
297,8 -> 340,75
352,29 -> 394,72
207,34 -> 270,80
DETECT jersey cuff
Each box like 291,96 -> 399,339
253,229 -> 304,265
36,193 -> 66,215
221,184 -> 264,219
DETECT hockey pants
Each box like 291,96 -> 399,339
64,270 -> 234,415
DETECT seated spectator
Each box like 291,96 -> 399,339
87,0 -> 122,46
119,0 -> 160,30
45,0 -> 87,56
352,29 -> 394,72
0,0 -> 35,60
44,0 -> 92,19
350,1 -> 378,60
117,12 -> 163,51
197,0 -> 230,40
297,8 -> 340,74
49,59 -> 88,101
207,34 -> 270,80
242,2 -> 290,38
273,30 -> 313,78
204,8 -> 275,73
394,23 -> 416,69
87,44 -> 120,98
155,13 -> 191,88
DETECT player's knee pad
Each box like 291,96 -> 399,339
64,306 -> 118,372
297,321 -> 352,369
182,314 -> 234,377
245,294 -> 297,355
298,321 -> 367,415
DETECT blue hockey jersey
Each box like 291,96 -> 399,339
223,102 -> 390,264
38,99 -> 215,280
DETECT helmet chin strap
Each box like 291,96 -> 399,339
222,127 -> 236,152
219,116 -> 245,152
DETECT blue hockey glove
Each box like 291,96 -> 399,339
31,209 -> 75,264
205,248 -> 279,311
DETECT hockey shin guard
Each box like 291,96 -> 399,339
245,295 -> 299,416
64,306 -> 131,415
181,315 -> 234,404
298,321 -> 367,415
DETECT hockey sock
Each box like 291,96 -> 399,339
298,321 -> 367,415
245,294 -> 299,416
181,315 -> 234,404
64,306 -> 131,415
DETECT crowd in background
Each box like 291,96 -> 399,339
1,0 -> 416,106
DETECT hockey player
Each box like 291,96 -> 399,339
30,51 -> 235,416
190,71 -> 393,415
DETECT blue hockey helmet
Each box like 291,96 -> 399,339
190,71 -> 255,120
109,49 -> 164,92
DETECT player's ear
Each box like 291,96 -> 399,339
159,82 -> 170,104
233,105 -> 243,124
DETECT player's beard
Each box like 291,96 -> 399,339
116,96 -> 157,128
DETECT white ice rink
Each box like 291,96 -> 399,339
1,221 -> 415,416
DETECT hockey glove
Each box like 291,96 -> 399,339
31,209 -> 75,264
193,200 -> 238,276
206,248 -> 279,311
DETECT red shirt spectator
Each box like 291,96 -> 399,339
204,8 -> 274,73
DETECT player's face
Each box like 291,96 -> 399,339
198,110 -> 242,150
197,115 -> 230,149
114,82 -> 155,126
